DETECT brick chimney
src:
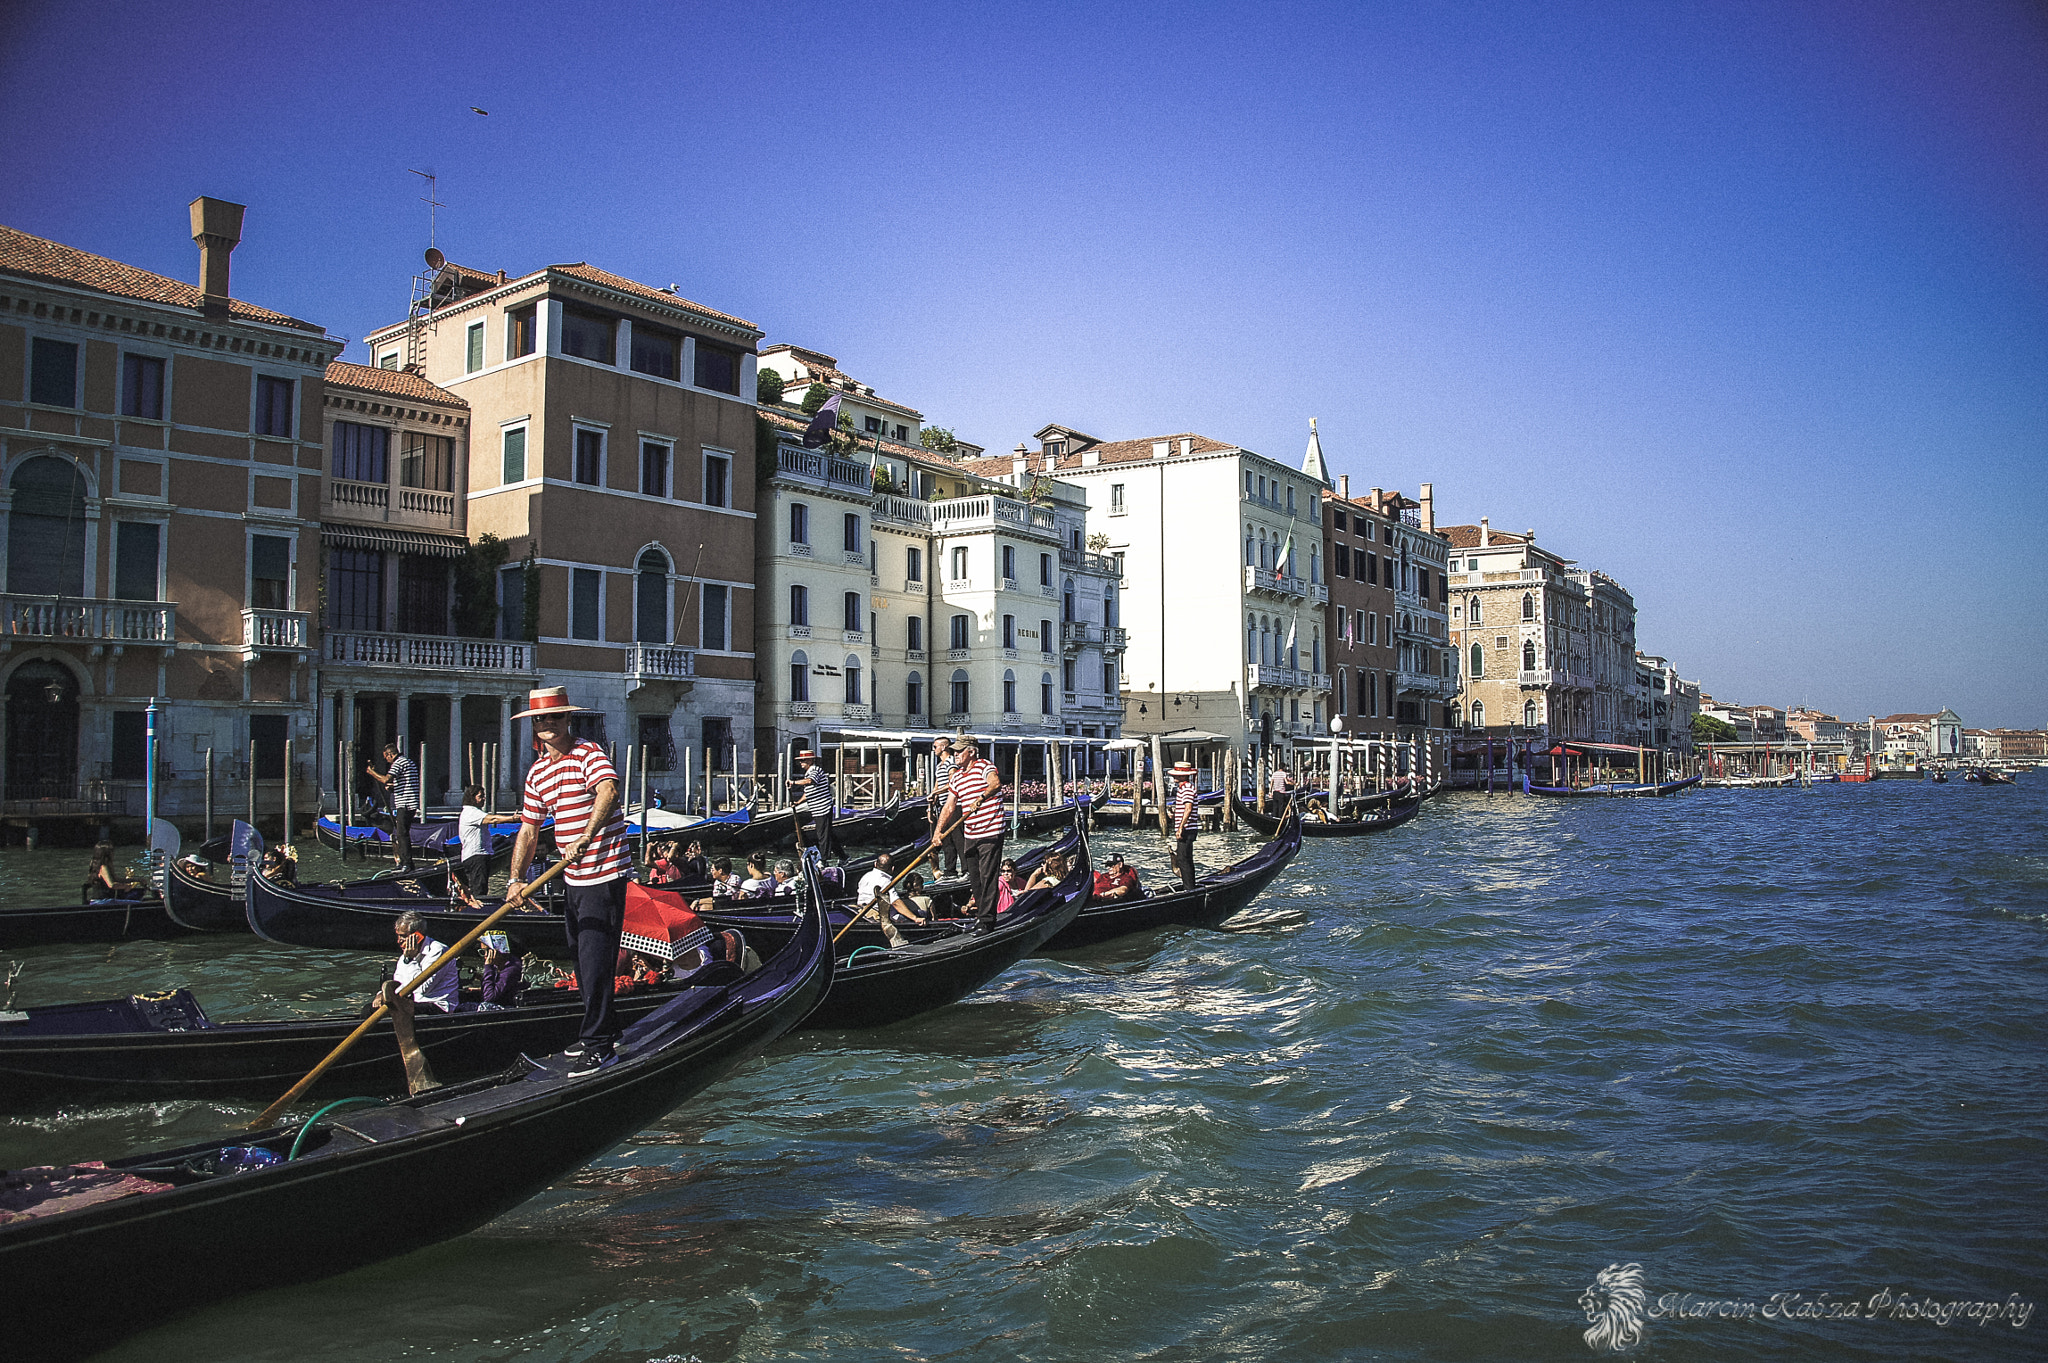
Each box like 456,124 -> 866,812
1479,516 -> 1490,547
1339,474 -> 1350,500
189,197 -> 245,318
1419,482 -> 1434,533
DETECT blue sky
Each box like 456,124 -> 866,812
5,0 -> 2043,723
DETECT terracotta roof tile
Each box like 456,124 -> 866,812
549,263 -> 756,332
955,432 -> 1239,478
0,225 -> 324,333
1438,524 -> 1529,549
324,360 -> 467,406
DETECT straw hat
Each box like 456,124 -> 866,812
797,749 -> 818,761
1170,761 -> 1197,778
511,686 -> 592,720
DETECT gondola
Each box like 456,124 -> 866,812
1101,788 -> 1225,817
167,826 -> 451,934
312,811 -> 526,861
0,872 -> 830,1363
1521,772 -> 1703,797
690,824 -> 1081,958
0,820 -> 186,949
1041,804 -> 1303,950
1929,770 -> 1949,784
242,828 -> 937,957
1231,791 -> 1427,837
796,812 -> 1091,1028
1014,788 -> 1110,836
729,794 -> 906,854
1965,767 -> 2016,786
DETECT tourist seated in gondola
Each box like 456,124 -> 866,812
688,857 -> 743,911
390,911 -> 459,1014
769,860 -> 799,896
470,930 -> 523,1011
258,844 -> 298,886
854,851 -> 928,941
899,872 -> 937,923
646,839 -> 685,885
81,842 -> 148,903
738,856 -> 774,898
1091,852 -> 1142,902
674,839 -> 710,881
1022,851 -> 1070,895
178,853 -> 212,881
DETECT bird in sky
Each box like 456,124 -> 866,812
469,106 -> 489,115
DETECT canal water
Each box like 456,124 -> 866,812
2,781 -> 2043,1362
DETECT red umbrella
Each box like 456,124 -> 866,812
621,883 -> 713,962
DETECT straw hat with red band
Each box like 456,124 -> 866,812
797,749 -> 818,761
511,686 -> 594,720
1169,761 -> 1198,778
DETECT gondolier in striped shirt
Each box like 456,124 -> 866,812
791,749 -> 836,862
503,687 -> 631,1076
366,740 -> 422,873
928,736 -> 962,877
936,735 -> 1005,932
1170,760 -> 1201,890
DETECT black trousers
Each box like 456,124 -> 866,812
964,835 -> 1005,929
563,876 -> 627,1048
797,808 -> 835,861
392,806 -> 416,871
1173,831 -> 1197,890
935,822 -> 966,878
456,853 -> 491,898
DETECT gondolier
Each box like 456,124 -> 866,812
1170,761 -> 1201,890
937,735 -> 1005,932
504,686 -> 630,1076
791,749 -> 836,861
928,736 -> 962,877
367,740 -> 421,873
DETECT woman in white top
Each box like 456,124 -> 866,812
454,785 -> 492,907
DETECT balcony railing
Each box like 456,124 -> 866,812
775,445 -> 872,493
789,624 -> 812,639
627,644 -> 696,680
1058,548 -> 1120,574
1101,626 -> 1128,650
945,711 -> 971,728
242,608 -> 310,656
1244,565 -> 1310,599
324,479 -> 459,529
1248,663 -> 1306,689
929,494 -> 1059,541
1518,667 -> 1566,687
789,700 -> 817,717
326,631 -> 535,674
3,595 -> 176,645
903,577 -> 925,593
1062,620 -> 1096,647
843,703 -> 873,724
328,479 -> 388,511
398,488 -> 456,518
788,541 -> 813,558
874,494 -> 934,529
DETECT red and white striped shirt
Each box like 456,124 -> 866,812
521,741 -> 630,885
950,757 -> 1005,840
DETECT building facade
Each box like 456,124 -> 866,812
1324,476 -> 1455,739
362,256 -> 763,794
0,205 -> 340,823
1003,423 -> 1331,753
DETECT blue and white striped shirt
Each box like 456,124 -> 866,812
802,764 -> 833,815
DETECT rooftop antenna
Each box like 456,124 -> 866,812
401,170 -> 446,374
408,169 -> 445,250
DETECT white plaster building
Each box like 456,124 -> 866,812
992,424 -> 1330,752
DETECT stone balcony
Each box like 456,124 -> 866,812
326,631 -> 536,675
242,608 -> 311,660
322,478 -> 460,532
628,644 -> 696,681
1244,565 -> 1311,601
1101,626 -> 1128,651
1061,620 -> 1097,650
1,595 -> 176,649
774,445 -> 872,494
929,493 -> 1059,543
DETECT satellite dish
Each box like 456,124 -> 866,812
424,247 -> 446,270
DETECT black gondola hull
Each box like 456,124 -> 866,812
1231,793 -> 1426,837
0,890 -> 831,1363
0,897 -> 183,949
1041,808 -> 1303,950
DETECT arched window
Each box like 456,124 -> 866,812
1312,629 -> 1322,673
1310,545 -> 1320,584
844,654 -> 862,704
635,548 -> 669,643
1523,640 -> 1536,671
789,501 -> 809,545
1522,592 -> 1534,620
789,583 -> 808,626
844,591 -> 862,632
1336,670 -> 1347,714
1468,595 -> 1482,624
1040,671 -> 1054,714
8,456 -> 89,596
1470,642 -> 1484,677
1261,621 -> 1272,667
1002,668 -> 1018,713
906,671 -> 924,717
1104,584 -> 1118,628
1471,700 -> 1485,729
950,669 -> 969,716
1523,699 -> 1537,728
1062,577 -> 1075,623
1244,529 -> 1255,566
1246,615 -> 1258,661
1002,613 -> 1016,649
789,649 -> 810,703
1450,701 -> 1462,728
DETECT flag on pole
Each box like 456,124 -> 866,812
801,393 -> 842,449
1274,530 -> 1294,582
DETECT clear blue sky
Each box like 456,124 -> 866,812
5,1 -> 2043,724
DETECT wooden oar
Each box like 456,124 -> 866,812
247,854 -> 572,1129
832,813 -> 964,946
